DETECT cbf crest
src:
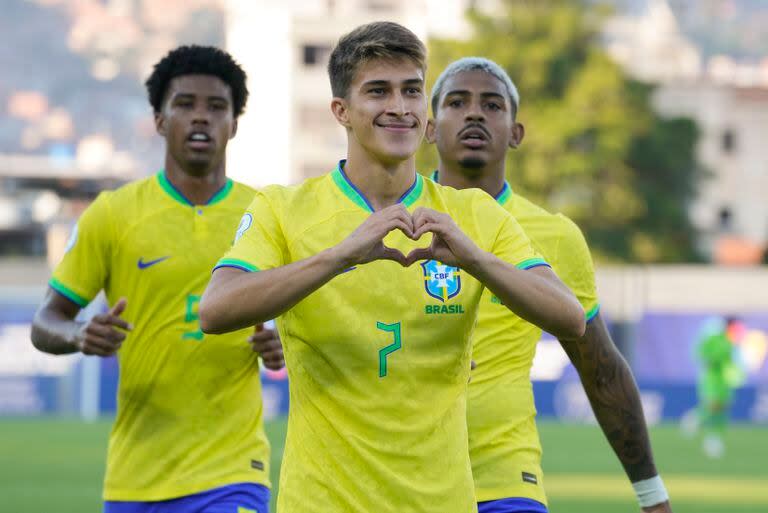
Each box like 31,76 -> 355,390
421,260 -> 461,302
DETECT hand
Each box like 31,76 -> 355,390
249,323 -> 285,370
405,208 -> 481,268
642,501 -> 673,513
334,204 -> 415,267
74,298 -> 132,356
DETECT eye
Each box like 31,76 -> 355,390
176,100 -> 193,109
447,98 -> 463,108
210,102 -> 227,111
368,87 -> 386,96
405,87 -> 422,95
486,102 -> 502,111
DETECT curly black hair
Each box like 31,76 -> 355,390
145,45 -> 248,117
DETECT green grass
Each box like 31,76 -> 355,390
0,418 -> 766,513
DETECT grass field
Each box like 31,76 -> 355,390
1,418 -> 766,513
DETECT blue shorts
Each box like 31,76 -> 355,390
104,483 -> 270,513
478,497 -> 548,513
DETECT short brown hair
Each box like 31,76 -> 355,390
327,21 -> 427,98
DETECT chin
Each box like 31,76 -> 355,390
458,155 -> 487,170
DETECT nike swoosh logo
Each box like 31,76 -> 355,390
137,256 -> 170,269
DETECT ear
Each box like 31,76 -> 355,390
154,111 -> 166,136
330,97 -> 351,128
425,119 -> 437,144
230,118 -> 238,139
509,121 -> 525,149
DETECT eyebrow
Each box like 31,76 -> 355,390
172,93 -> 230,103
362,78 -> 424,88
444,89 -> 506,101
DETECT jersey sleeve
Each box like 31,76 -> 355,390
554,215 -> 600,322
478,194 -> 549,270
49,192 -> 114,307
214,189 -> 288,273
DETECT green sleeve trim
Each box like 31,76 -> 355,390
49,278 -> 90,307
213,258 -> 259,273
585,304 -> 601,323
517,257 -> 550,270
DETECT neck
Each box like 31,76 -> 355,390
164,156 -> 228,205
343,145 -> 417,211
437,160 -> 506,198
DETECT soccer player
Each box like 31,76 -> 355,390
30,46 -> 280,513
694,316 -> 741,458
427,57 -> 672,513
199,22 -> 585,513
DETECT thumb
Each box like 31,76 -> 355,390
109,298 -> 127,317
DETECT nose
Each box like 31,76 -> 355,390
386,91 -> 409,117
192,103 -> 211,125
465,100 -> 485,122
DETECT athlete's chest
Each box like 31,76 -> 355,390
114,207 -> 240,289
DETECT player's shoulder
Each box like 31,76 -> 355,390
510,194 -> 585,242
424,177 -> 499,214
247,174 -> 332,213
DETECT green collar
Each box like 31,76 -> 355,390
431,170 -> 512,206
331,160 -> 424,213
157,170 -> 233,207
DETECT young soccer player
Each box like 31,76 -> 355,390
199,22 -> 585,513
427,57 -> 672,513
31,46 -> 281,513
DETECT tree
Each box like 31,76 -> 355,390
418,0 -> 704,262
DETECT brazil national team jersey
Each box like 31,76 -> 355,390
50,172 -> 270,501
215,161 -> 547,513
431,172 -> 599,505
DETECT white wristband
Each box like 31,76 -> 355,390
632,475 -> 669,508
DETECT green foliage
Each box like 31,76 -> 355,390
418,0 -> 704,262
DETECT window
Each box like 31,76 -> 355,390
302,44 -> 331,66
722,129 -> 736,153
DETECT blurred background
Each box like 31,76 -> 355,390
1,1 -> 767,512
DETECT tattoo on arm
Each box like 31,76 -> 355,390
559,313 -> 658,481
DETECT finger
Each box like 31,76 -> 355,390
82,334 -> 121,354
109,298 -> 127,317
249,330 -> 276,342
389,211 -> 415,237
262,358 -> 285,371
413,222 -> 440,240
86,323 -> 127,343
405,247 -> 433,265
386,219 -> 416,239
102,314 -> 131,331
259,346 -> 285,359
378,246 -> 409,266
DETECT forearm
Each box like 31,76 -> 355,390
466,252 -> 585,339
560,316 -> 658,481
31,307 -> 81,355
200,248 -> 345,334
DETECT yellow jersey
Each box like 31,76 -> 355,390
215,161 -> 547,513
431,173 -> 599,504
50,171 -> 270,501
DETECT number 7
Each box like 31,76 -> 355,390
377,322 -> 402,378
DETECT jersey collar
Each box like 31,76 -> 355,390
431,170 -> 512,206
331,160 -> 424,213
157,170 -> 233,207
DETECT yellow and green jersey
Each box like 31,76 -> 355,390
215,161 -> 547,513
431,172 -> 599,504
50,171 -> 270,501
